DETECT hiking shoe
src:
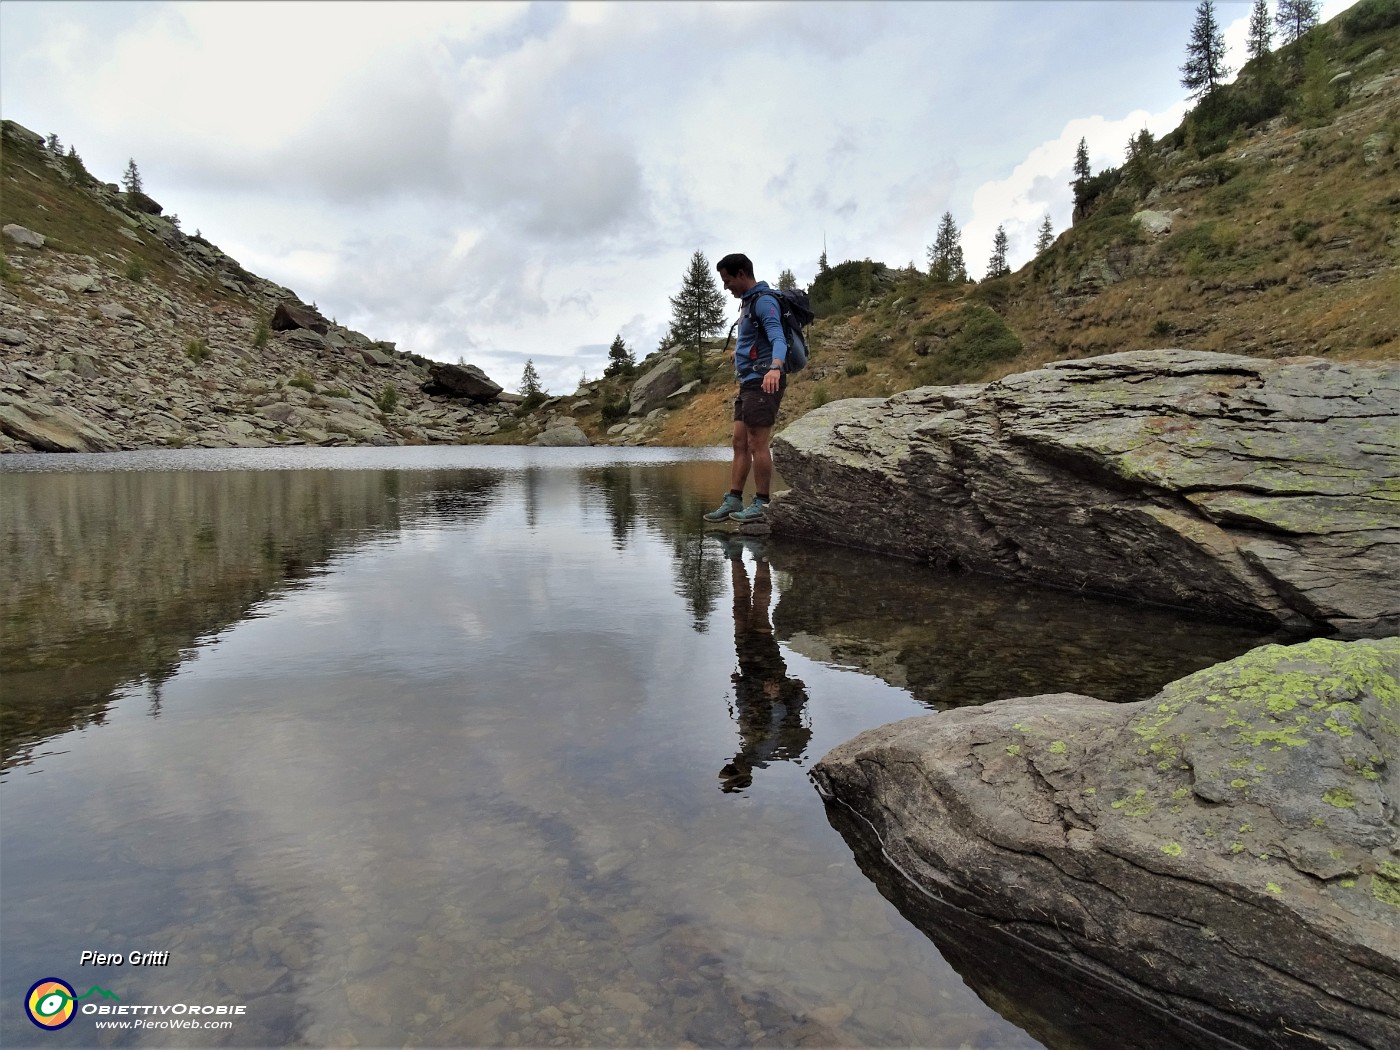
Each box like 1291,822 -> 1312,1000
729,497 -> 769,523
703,494 -> 744,521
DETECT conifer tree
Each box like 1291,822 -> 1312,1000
520,359 -> 543,397
1275,0 -> 1319,46
45,133 -> 62,155
986,226 -> 1010,279
667,250 -> 727,362
605,333 -> 635,377
926,212 -> 967,285
1073,138 -> 1091,184
1247,0 -> 1274,61
1035,215 -> 1055,255
1123,128 -> 1159,196
1071,137 -> 1092,206
1180,0 -> 1231,99
777,268 -> 797,291
122,158 -> 143,195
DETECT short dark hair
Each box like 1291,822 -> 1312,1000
715,253 -> 753,279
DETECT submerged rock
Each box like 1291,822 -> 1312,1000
769,350 -> 1400,638
812,637 -> 1400,1050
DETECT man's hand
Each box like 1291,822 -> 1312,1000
761,366 -> 782,394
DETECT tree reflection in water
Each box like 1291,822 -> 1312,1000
714,535 -> 811,792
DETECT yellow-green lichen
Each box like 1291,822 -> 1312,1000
1266,882 -> 1283,895
1373,863 -> 1400,909
1161,842 -> 1184,856
1231,842 -> 1245,854
1111,789 -> 1154,817
1006,743 -> 1022,757
1323,787 -> 1356,808
1049,740 -> 1067,754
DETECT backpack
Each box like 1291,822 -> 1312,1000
746,288 -> 814,373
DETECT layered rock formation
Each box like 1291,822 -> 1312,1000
812,637 -> 1400,1050
769,350 -> 1399,638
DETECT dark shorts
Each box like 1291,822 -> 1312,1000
734,382 -> 784,429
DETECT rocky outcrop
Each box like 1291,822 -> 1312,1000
425,362 -> 503,402
271,300 -> 330,335
769,350 -> 1399,638
812,637 -> 1400,1050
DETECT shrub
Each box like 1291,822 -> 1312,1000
845,362 -> 868,377
599,396 -> 629,424
1151,319 -> 1175,337
376,384 -> 398,414
184,337 -> 211,362
289,369 -> 316,392
252,314 -> 270,349
125,258 -> 146,283
810,382 -> 832,409
324,386 -> 352,400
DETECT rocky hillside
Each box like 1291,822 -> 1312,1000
2,0 -> 1397,454
652,0 -> 1400,446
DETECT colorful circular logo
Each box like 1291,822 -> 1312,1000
26,978 -> 77,1030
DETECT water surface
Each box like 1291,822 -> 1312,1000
0,446 -> 1276,1048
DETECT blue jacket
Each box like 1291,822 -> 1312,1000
735,281 -> 788,386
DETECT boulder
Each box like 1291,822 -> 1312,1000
0,399 -> 121,452
424,362 -> 502,403
124,190 -> 163,215
812,637 -> 1400,1050
3,223 -> 45,248
271,301 -> 330,335
769,350 -> 1399,638
629,357 -> 684,415
531,423 -> 591,447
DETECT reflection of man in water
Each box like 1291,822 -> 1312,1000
718,538 -> 811,792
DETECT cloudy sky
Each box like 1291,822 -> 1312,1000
1,0 -> 1359,393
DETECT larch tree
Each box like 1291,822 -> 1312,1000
926,212 -> 967,285
122,158 -> 143,195
667,250 -> 727,364
1035,215 -> 1055,255
1180,0 -> 1232,99
1275,0 -> 1319,46
1071,137 -> 1092,205
986,225 -> 1010,279
1248,0 -> 1274,60
520,359 -> 543,398
777,268 -> 797,290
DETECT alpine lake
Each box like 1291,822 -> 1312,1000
0,446 -> 1279,1049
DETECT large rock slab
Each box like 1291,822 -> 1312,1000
425,362 -> 503,402
812,637 -> 1400,1050
271,301 -> 330,335
0,399 -> 120,452
769,350 -> 1399,638
628,358 -> 683,416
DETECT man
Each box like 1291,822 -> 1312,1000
704,253 -> 788,524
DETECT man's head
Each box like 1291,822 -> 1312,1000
716,253 -> 755,298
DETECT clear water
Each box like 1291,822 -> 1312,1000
0,446 -> 1276,1048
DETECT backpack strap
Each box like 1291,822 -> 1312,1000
746,290 -> 783,359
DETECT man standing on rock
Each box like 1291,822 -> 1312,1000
703,253 -> 788,524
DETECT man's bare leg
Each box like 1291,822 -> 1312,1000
747,425 -> 773,497
729,420 -> 752,494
